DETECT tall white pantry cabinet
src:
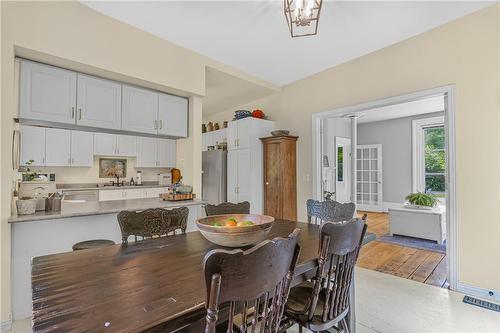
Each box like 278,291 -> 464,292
227,118 -> 273,214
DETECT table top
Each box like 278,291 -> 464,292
31,220 -> 321,333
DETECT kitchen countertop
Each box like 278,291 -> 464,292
57,182 -> 169,191
9,198 -> 207,223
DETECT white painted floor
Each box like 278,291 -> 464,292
10,268 -> 500,333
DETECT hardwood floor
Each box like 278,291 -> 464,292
357,211 -> 448,288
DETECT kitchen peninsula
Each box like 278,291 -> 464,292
9,196 -> 206,320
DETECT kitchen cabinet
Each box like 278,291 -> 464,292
226,118 -> 274,214
45,128 -> 71,166
136,137 -> 157,168
94,133 -> 137,156
122,85 -> 158,135
227,118 -> 264,150
19,60 -> 77,125
76,74 -> 121,129
20,125 -> 45,166
158,139 -> 176,168
137,137 -> 176,168
261,135 -> 298,220
158,93 -> 188,137
98,187 -> 168,201
70,131 -> 94,167
202,129 -> 227,151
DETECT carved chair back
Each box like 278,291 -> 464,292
306,199 -> 356,224
203,229 -> 301,333
117,207 -> 189,244
205,201 -> 250,216
306,217 -> 367,323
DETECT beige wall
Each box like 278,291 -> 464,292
205,5 -> 500,292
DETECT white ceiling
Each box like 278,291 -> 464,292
355,95 -> 445,124
82,1 -> 491,86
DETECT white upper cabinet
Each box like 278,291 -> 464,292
76,74 -> 121,129
116,135 -> 137,156
45,128 -> 71,167
136,137 -> 157,168
70,131 -> 94,167
20,125 -> 45,166
20,60 -> 77,124
122,85 -> 158,135
158,93 -> 188,137
227,122 -> 238,150
157,139 -> 176,168
94,133 -> 137,157
93,133 -> 116,156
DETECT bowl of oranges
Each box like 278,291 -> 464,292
196,214 -> 275,247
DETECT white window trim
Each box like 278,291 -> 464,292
412,116 -> 445,193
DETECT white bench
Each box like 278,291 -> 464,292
388,204 -> 446,244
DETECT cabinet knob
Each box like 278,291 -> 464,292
78,108 -> 82,120
159,120 -> 163,129
71,107 -> 75,119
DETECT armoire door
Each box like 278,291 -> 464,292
264,142 -> 282,218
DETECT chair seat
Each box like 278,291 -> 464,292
72,239 -> 115,251
285,281 -> 348,332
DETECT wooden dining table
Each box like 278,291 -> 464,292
31,220 -> 358,332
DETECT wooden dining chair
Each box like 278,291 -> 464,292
306,199 -> 356,224
117,207 -> 189,244
205,201 -> 250,216
203,229 -> 301,333
284,217 -> 367,333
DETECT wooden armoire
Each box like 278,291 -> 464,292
260,135 -> 298,220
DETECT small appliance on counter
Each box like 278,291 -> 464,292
19,180 -> 57,211
158,173 -> 172,186
136,171 -> 142,185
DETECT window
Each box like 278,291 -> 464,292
337,145 -> 344,182
412,116 -> 445,196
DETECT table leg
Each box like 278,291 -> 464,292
346,276 -> 356,333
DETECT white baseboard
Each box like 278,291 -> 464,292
457,282 -> 500,303
1,318 -> 12,333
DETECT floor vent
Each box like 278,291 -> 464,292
463,295 -> 500,312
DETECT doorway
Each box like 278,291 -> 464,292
312,86 -> 457,290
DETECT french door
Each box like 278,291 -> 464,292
356,144 -> 383,212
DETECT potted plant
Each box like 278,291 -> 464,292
21,159 -> 38,181
16,196 -> 37,215
404,192 -> 438,210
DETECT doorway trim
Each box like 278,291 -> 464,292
311,85 -> 458,291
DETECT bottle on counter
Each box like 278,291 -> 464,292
130,177 -> 135,186
136,171 -> 142,185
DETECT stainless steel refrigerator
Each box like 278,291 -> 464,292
202,150 -> 227,205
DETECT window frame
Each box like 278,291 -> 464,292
412,116 -> 445,193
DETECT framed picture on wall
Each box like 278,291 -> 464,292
99,158 -> 127,178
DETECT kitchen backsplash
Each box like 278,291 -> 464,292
33,157 -> 170,184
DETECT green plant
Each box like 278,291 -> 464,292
405,192 -> 438,207
21,159 -> 38,181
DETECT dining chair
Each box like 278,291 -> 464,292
203,228 -> 301,333
205,201 -> 250,216
306,199 -> 356,224
117,207 -> 189,244
284,217 -> 367,333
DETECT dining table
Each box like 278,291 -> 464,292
31,220 -> 359,332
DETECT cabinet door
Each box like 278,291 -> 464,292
45,128 -> 71,166
236,120 -> 251,149
136,137 -> 157,167
122,85 -> 158,134
94,133 -> 116,156
20,125 -> 45,166
19,60 -> 77,124
76,74 -> 122,129
213,129 -> 226,146
236,149 -> 251,204
116,135 -> 137,156
99,190 -> 124,201
227,151 -> 238,203
157,139 -> 176,168
227,122 -> 238,150
123,188 -> 146,200
71,131 -> 94,167
263,142 -> 282,218
158,93 -> 188,137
